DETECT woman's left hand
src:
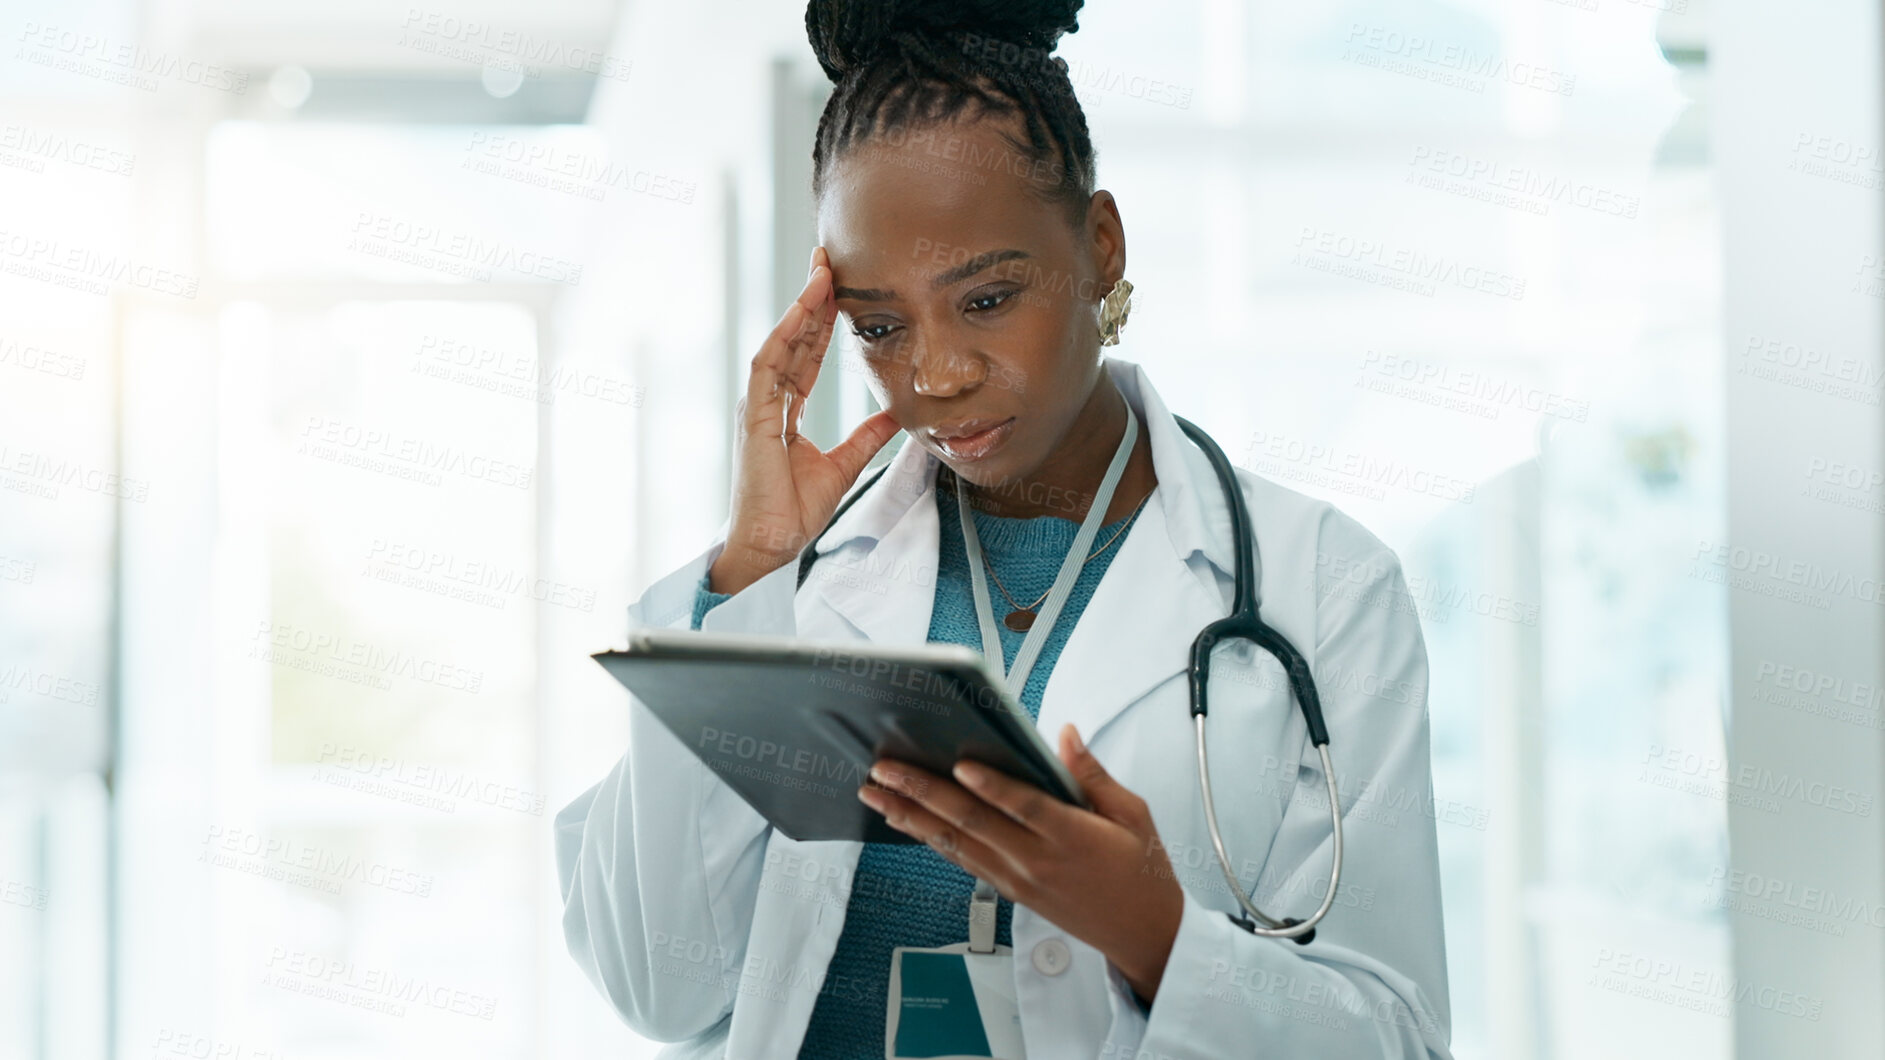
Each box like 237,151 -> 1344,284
857,723 -> 1185,1005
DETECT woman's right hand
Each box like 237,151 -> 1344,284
710,246 -> 903,596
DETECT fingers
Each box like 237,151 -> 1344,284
864,759 -> 1035,864
743,302 -> 796,437
824,410 -> 902,484
870,789 -> 1016,883
745,252 -> 836,440
865,784 -> 1014,888
1057,724 -> 1153,828
791,248 -> 842,426
952,757 -> 1079,838
860,782 -> 1020,893
785,265 -> 839,438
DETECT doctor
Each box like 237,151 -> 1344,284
556,2 -> 1451,1057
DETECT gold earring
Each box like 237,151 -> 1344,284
1097,278 -> 1134,346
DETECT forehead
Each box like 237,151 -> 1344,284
817,114 -> 1076,278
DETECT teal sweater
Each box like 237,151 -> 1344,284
691,481 -> 1145,1058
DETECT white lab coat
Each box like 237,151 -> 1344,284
556,357 -> 1453,1059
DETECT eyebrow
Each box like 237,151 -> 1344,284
833,248 -> 1032,303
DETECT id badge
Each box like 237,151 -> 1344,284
884,942 -> 1026,1059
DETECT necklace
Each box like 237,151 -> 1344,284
979,485 -> 1157,632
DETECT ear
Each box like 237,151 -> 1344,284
1086,190 -> 1126,299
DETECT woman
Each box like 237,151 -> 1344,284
555,2 -> 1452,1057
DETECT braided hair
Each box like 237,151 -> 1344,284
804,0 -> 1098,227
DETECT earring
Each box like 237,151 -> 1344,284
1097,278 -> 1134,346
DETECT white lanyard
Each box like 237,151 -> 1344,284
951,403 -> 1139,951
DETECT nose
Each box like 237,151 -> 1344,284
910,336 -> 987,398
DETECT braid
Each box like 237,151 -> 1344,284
806,1 -> 1097,227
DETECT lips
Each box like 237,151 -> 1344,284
930,417 -> 1010,441
928,417 -> 1015,462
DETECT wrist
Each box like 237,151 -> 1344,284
708,544 -> 794,595
707,554 -> 764,595
1114,880 -> 1184,1006
712,521 -> 816,594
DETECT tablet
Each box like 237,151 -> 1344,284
592,628 -> 1091,845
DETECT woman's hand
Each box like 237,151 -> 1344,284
712,245 -> 903,595
857,723 -> 1186,1006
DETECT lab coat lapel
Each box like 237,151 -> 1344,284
802,440 -> 942,648
1035,494 -> 1222,754
803,489 -> 942,648
1038,359 -> 1245,753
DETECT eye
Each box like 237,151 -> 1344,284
966,287 -> 1017,313
850,322 -> 899,344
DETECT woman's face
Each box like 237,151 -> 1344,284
817,111 -> 1125,490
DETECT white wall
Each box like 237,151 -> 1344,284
1715,1 -> 1885,1055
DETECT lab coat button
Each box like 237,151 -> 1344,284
1031,938 -> 1071,976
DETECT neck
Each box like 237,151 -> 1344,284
952,377 -> 1158,523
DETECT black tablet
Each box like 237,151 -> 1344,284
592,628 -> 1091,845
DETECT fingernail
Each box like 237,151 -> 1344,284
1066,725 -> 1086,755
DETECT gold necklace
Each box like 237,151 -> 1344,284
980,485 -> 1156,632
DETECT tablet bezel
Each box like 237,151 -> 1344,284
614,627 -> 1092,814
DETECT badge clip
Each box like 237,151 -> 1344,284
968,877 -> 998,954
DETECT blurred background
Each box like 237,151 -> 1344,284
1,0 -> 1880,1057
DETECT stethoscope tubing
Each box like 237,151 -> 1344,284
1173,415 -> 1339,944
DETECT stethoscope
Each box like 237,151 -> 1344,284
794,415 -> 1341,945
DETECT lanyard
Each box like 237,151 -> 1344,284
951,402 -> 1139,951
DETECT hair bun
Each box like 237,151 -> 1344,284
805,0 -> 1085,83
